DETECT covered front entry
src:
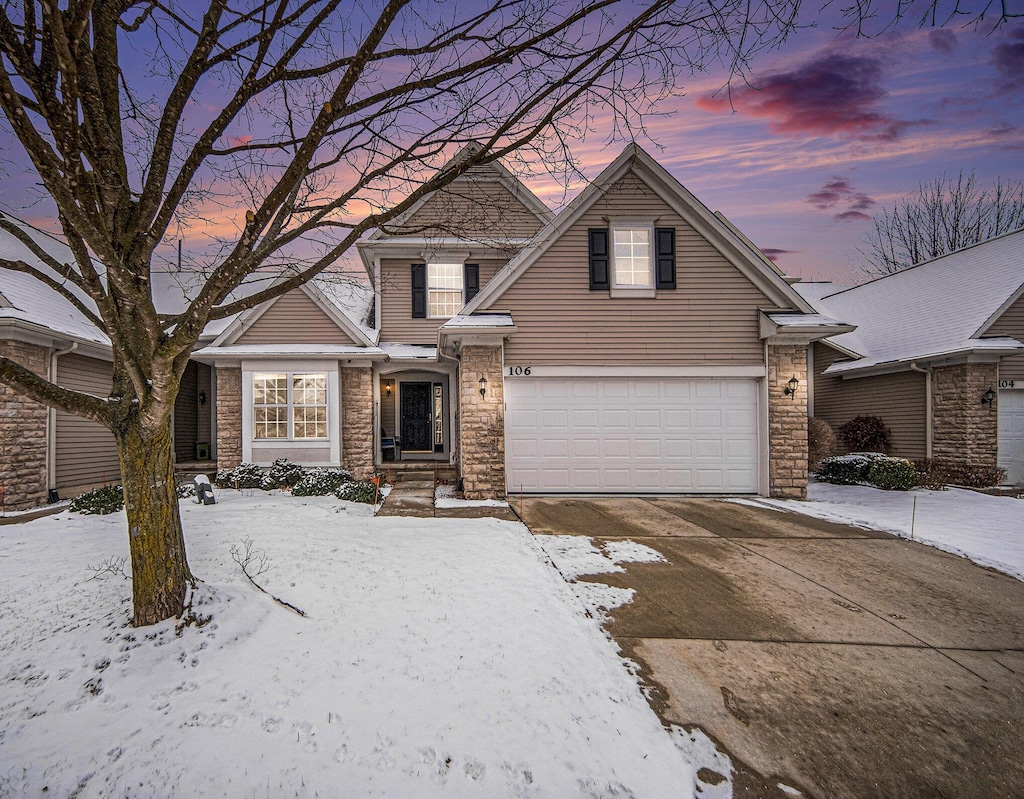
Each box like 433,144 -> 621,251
378,368 -> 452,462
999,388 -> 1024,485
504,376 -> 759,493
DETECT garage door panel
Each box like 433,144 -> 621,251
999,391 -> 1024,485
506,376 -> 759,494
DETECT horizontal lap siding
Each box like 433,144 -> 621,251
237,290 -> 357,345
813,342 -> 927,459
174,360 -> 199,462
498,171 -> 773,365
381,258 -> 507,344
397,177 -> 544,238
55,354 -> 120,490
985,293 -> 1024,383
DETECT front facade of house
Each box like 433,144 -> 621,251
2,145 -> 854,509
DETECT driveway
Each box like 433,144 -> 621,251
520,497 -> 1024,799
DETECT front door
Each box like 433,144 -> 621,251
400,382 -> 433,452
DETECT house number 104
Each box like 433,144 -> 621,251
507,366 -> 532,376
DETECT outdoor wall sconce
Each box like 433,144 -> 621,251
479,376 -> 488,397
198,391 -> 207,406
783,375 -> 799,399
981,387 -> 996,408
385,382 -> 393,398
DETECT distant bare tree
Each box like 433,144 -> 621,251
858,171 -> 1024,276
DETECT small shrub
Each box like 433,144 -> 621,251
262,458 -> 305,490
838,416 -> 891,453
867,456 -> 916,491
913,459 -> 1006,489
816,454 -> 873,485
808,417 -> 837,470
215,462 -> 264,489
291,468 -> 352,496
69,485 -> 125,515
335,480 -> 378,504
176,482 -> 197,499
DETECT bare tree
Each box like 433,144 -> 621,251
0,1 -> 1012,626
858,171 -> 1024,276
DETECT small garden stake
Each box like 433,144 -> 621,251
911,495 -> 918,540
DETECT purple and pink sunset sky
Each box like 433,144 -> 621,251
1,4 -> 1021,287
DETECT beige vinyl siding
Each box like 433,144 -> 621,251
397,177 -> 545,238
380,383 -> 396,437
812,342 -> 927,459
984,293 -> 1024,383
237,290 -> 357,345
197,362 -> 212,447
54,354 -> 120,490
380,258 -> 507,344
496,170 -> 777,365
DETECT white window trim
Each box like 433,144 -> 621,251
422,249 -> 470,319
241,360 -> 340,465
609,220 -> 656,298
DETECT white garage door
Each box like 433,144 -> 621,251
505,377 -> 759,494
999,390 -> 1024,485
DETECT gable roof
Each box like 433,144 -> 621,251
800,228 -> 1024,375
462,143 -> 815,315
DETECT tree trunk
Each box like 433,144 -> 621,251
115,416 -> 193,627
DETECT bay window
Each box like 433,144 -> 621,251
253,372 -> 328,440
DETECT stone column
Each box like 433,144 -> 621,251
0,341 -> 50,510
768,344 -> 808,499
216,367 -> 242,470
342,366 -> 374,479
932,363 -> 998,470
459,345 -> 505,500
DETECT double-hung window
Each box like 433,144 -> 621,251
589,223 -> 676,294
253,372 -> 328,440
612,227 -> 653,287
427,263 -> 463,318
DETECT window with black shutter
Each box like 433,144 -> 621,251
655,228 -> 676,290
411,263 -> 426,318
588,228 -> 609,290
464,264 -> 480,303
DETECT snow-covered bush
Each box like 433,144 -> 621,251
69,485 -> 124,515
808,416 -> 837,470
867,456 -> 916,491
215,463 -> 264,489
816,454 -> 873,485
261,458 -> 306,490
291,468 -> 352,496
838,415 -> 891,453
335,480 -> 378,504
176,482 -> 197,499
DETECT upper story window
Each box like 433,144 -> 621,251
612,227 -> 653,287
253,372 -> 328,440
428,263 -> 463,317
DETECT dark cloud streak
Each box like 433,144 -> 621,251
806,176 -> 875,222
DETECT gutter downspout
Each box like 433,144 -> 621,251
47,342 -> 78,494
909,363 -> 933,459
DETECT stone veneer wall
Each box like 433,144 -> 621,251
0,341 -> 50,510
341,366 -> 374,479
459,345 -> 505,500
768,344 -> 809,499
932,363 -> 999,470
216,367 -> 242,470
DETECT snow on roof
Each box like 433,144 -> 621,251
311,275 -> 375,342
193,344 -> 384,359
792,281 -> 847,304
379,343 -> 437,360
764,312 -> 849,328
801,230 -> 1024,374
441,314 -> 515,329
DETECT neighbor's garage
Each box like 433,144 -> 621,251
999,388 -> 1024,485
504,377 -> 759,493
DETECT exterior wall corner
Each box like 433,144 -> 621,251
0,340 -> 50,510
458,345 -> 506,500
768,344 -> 809,500
341,366 -> 374,480
932,362 -> 999,470
216,367 -> 242,470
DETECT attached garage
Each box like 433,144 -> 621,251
504,376 -> 760,494
999,389 -> 1024,485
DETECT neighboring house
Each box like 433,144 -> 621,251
797,229 -> 1024,485
2,144 -> 855,509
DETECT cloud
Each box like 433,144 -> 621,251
696,51 -> 920,142
806,176 -> 875,222
759,248 -> 795,263
928,29 -> 958,54
992,26 -> 1024,91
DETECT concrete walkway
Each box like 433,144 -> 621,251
376,468 -> 516,520
520,496 -> 1024,799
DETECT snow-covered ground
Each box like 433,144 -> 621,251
749,481 -> 1024,580
0,491 -> 698,798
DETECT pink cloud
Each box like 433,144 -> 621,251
805,176 -> 875,222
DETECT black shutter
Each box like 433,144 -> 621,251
588,228 -> 609,290
411,263 -> 426,318
655,227 -> 676,290
464,263 -> 480,303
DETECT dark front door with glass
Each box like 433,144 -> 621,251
400,382 -> 433,452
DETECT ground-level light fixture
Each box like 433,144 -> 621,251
783,375 -> 799,399
479,376 -> 488,397
981,387 -> 996,408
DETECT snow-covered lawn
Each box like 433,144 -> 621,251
0,491 -> 697,798
751,481 -> 1024,580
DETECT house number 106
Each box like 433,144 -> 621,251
507,366 -> 532,376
